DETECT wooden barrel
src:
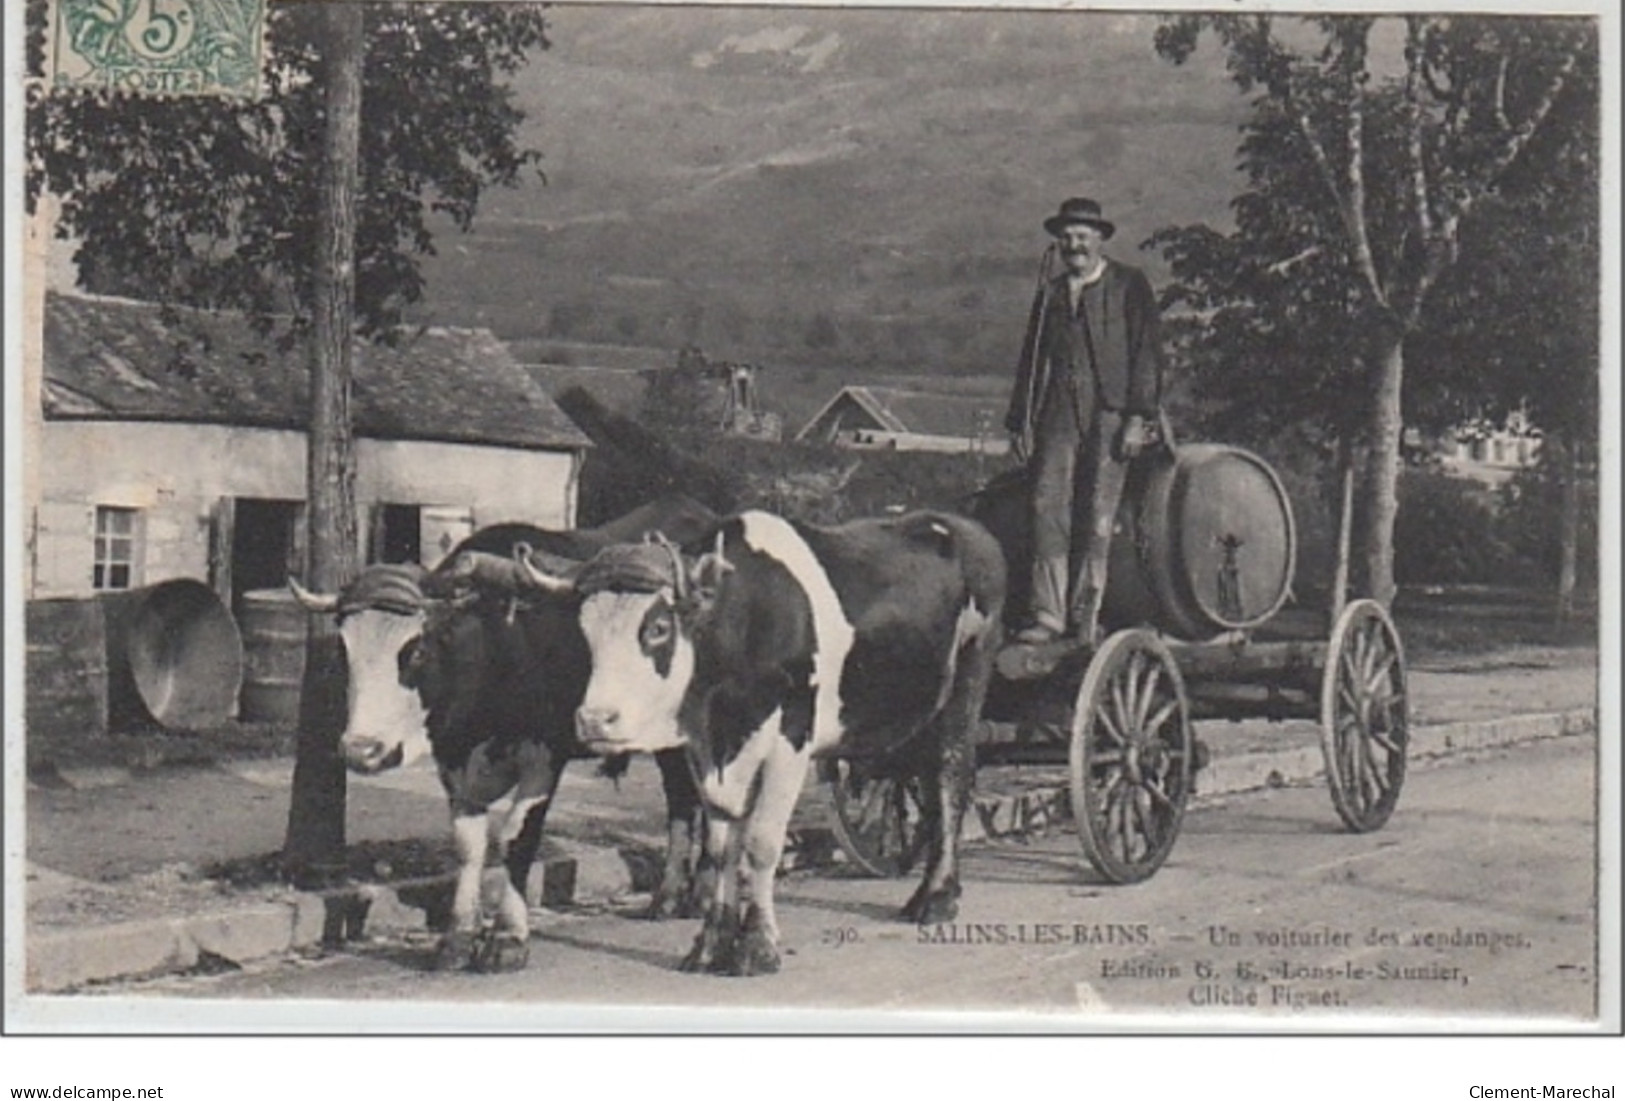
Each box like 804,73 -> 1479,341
237,588 -> 307,725
1104,444 -> 1296,640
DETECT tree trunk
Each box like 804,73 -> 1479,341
1556,432 -> 1580,623
283,3 -> 364,884
1360,333 -> 1405,607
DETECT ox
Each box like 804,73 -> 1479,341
523,509 -> 1006,975
289,495 -> 716,971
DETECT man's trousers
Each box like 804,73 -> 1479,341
1028,387 -> 1130,639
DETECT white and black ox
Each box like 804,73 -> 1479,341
521,509 -> 1006,975
289,496 -> 717,972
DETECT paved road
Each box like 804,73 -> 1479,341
100,732 -> 1600,1028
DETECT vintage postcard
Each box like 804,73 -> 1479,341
4,0 -> 1618,1063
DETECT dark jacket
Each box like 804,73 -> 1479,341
1004,259 -> 1164,458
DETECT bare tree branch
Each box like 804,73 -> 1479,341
1405,17 -> 1435,245
1476,49 -> 1579,206
1412,47 -> 1580,321
1266,245 -> 1323,275
1398,45 -> 1578,331
1338,32 -> 1387,306
1493,54 -> 1512,133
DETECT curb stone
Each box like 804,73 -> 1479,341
24,707 -> 1596,992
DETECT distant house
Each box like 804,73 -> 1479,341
31,291 -> 591,609
1412,410 -> 1544,488
796,385 -> 1009,455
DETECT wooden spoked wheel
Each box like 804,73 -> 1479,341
828,760 -> 930,879
1069,629 -> 1193,884
1320,599 -> 1408,832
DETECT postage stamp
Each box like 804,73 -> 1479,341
48,0 -> 266,98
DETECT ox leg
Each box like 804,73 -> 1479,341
729,743 -> 813,976
649,748 -> 704,920
438,809 -> 490,971
902,641 -> 990,925
680,815 -> 744,973
475,754 -> 566,973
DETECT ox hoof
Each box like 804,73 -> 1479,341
473,932 -> 531,973
678,932 -> 715,973
902,880 -> 962,925
434,931 -> 482,972
679,907 -> 741,973
728,926 -> 781,976
645,887 -> 701,922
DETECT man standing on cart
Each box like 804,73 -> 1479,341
1005,197 -> 1166,646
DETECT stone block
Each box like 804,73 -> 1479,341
28,919 -> 195,992
187,903 -> 297,964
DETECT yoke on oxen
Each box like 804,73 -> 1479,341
286,499 -> 718,972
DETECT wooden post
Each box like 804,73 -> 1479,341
1329,434 -> 1355,632
1556,432 -> 1580,624
208,496 -> 235,613
283,2 -> 364,882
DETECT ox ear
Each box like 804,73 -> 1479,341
288,576 -> 340,613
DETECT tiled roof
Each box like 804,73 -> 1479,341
800,385 -> 1002,440
525,364 -> 651,414
42,292 -> 589,451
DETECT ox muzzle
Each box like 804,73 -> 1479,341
342,736 -> 406,775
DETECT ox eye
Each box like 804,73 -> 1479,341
642,612 -> 673,649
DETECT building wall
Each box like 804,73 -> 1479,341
831,428 -> 1011,455
31,420 -> 578,598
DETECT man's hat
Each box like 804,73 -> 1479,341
1043,197 -> 1116,240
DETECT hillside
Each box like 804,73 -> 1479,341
410,5 -> 1250,378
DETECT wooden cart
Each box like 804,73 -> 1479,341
825,444 -> 1410,885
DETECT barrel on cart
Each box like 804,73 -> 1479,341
826,441 -> 1408,884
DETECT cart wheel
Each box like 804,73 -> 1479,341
1320,599 -> 1408,832
828,761 -> 930,879
1069,629 -> 1192,884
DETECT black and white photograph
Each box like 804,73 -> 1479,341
4,0 -> 1618,1069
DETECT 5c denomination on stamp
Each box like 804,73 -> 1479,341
49,0 -> 266,98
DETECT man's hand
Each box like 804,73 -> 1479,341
1010,431 -> 1030,466
1114,414 -> 1153,461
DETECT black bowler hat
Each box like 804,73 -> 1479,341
1043,197 -> 1116,239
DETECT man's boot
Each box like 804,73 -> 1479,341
1020,555 -> 1070,643
1068,587 -> 1104,649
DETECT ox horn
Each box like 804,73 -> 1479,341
694,530 -> 734,589
515,543 -> 580,594
647,531 -> 690,603
288,576 -> 341,613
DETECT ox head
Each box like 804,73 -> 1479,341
289,565 -> 432,775
520,534 -> 733,755
393,545 -> 587,774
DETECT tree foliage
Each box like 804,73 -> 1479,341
1148,14 -> 1596,601
25,0 -> 549,333
1153,15 -> 1594,436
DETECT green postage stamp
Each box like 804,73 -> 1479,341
49,0 -> 267,98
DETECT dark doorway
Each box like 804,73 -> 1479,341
231,498 -> 302,608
